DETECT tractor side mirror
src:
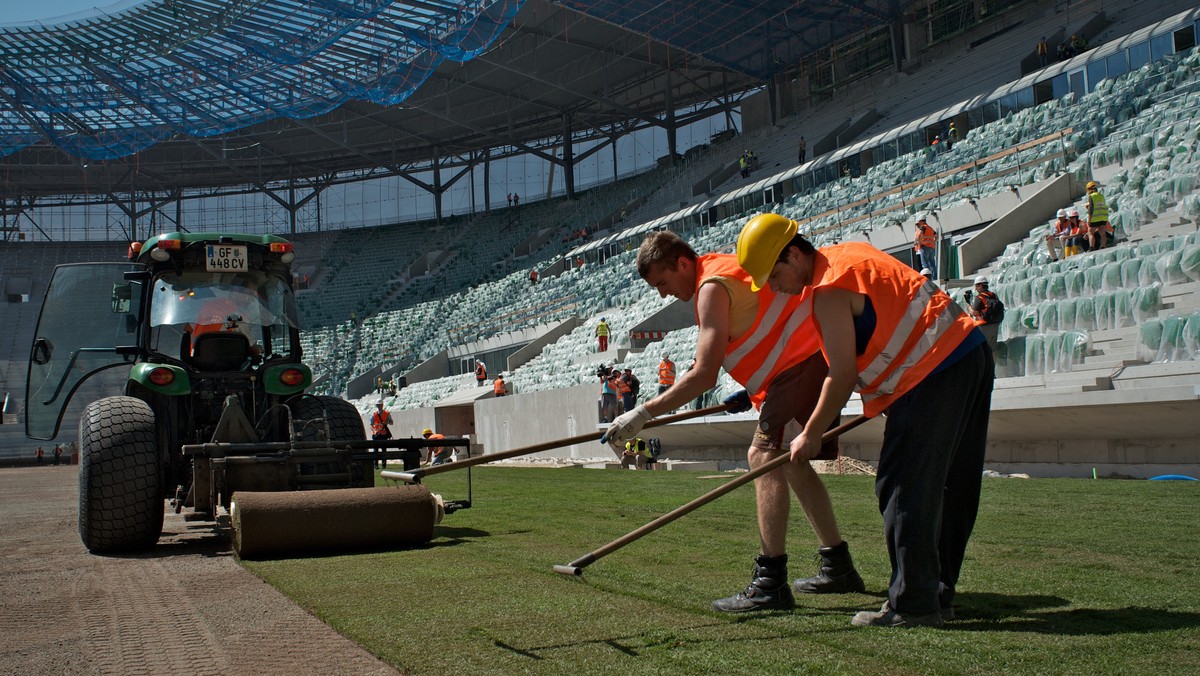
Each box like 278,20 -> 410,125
32,337 -> 53,365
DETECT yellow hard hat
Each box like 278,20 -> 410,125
736,213 -> 798,292
422,428 -> 433,436
1086,181 -> 1097,190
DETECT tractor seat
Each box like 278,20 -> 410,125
191,332 -> 251,371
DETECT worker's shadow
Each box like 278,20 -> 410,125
427,526 -> 490,548
937,592 -> 1200,634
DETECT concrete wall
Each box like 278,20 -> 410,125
474,383 -> 609,461
957,173 -> 1079,274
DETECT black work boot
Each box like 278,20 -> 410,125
712,554 -> 795,613
793,541 -> 866,594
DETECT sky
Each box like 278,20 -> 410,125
0,0 -> 132,26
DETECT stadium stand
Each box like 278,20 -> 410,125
4,2 -> 1200,477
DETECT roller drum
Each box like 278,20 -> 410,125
232,485 -> 441,559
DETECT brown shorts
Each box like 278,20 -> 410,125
750,352 -> 840,460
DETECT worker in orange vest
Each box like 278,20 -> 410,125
370,402 -> 393,470
424,428 -> 451,466
474,359 -> 487,385
493,373 -> 508,396
913,214 -> 938,279
613,371 -> 632,413
657,353 -> 676,395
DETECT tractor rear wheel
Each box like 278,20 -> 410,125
78,396 -> 164,553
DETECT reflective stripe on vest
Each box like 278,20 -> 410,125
915,224 -> 937,249
1089,192 -> 1109,222
693,254 -> 819,407
371,411 -> 391,436
812,243 -> 976,417
658,361 -> 675,385
596,322 -> 609,336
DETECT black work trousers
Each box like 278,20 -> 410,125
876,341 -> 994,615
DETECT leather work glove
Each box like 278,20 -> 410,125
602,404 -> 652,454
722,389 -> 752,413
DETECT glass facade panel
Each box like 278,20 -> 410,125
1150,33 -> 1173,61
1015,86 -> 1035,109
1068,69 -> 1086,100
1049,73 -> 1070,100
1086,60 -> 1107,91
1106,51 -> 1129,80
1128,41 -> 1151,71
1175,25 -> 1197,52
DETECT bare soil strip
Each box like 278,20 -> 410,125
0,466 -> 398,675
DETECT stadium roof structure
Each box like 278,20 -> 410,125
0,0 -> 903,203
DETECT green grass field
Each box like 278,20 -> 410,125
241,467 -> 1200,674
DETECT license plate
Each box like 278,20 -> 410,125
206,244 -> 247,272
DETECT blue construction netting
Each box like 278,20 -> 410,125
0,0 -> 525,161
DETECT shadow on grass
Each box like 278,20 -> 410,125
427,526 -> 491,547
951,592 -> 1200,634
491,620 -> 732,660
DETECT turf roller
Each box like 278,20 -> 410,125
231,485 -> 443,559
390,403 -> 735,483
554,414 -> 871,577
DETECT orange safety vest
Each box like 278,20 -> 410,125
694,254 -> 819,408
426,433 -> 448,459
615,377 -> 631,395
810,242 -> 976,417
914,223 -> 937,250
1068,218 -> 1086,236
657,360 -> 676,386
370,409 -> 392,436
475,363 -> 487,380
493,378 -> 507,395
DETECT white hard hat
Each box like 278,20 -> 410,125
662,353 -> 669,359
974,275 -> 988,285
916,213 -> 927,222
1056,208 -> 1068,218
919,267 -> 932,277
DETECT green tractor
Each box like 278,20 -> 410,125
26,233 -> 373,554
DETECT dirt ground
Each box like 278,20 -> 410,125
0,465 -> 398,675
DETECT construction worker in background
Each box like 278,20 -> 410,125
595,317 -> 610,352
946,121 -> 958,150
735,213 -> 992,628
493,373 -> 508,397
969,275 -> 1003,354
913,214 -> 938,279
1085,181 -> 1110,250
621,437 -> 649,469
613,369 -> 632,414
603,228 -> 865,614
620,367 -> 641,413
657,353 -> 676,395
474,358 -> 487,386
423,428 -> 451,466
1045,208 -> 1071,261
370,402 -> 393,470
35,446 -> 44,465
1065,208 -> 1089,256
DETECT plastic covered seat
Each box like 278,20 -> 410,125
1045,272 -> 1067,300
1037,300 -> 1059,333
1024,334 -> 1046,376
1184,313 -> 1200,360
1101,261 -> 1123,292
1029,275 -> 1049,302
1179,245 -> 1200,282
1120,258 -> 1143,287
1057,297 -> 1079,330
1155,249 -> 1187,285
1112,289 -> 1135,327
1065,269 -> 1085,297
1075,297 -> 1096,331
1093,293 -> 1114,330
1083,265 -> 1104,294
1137,318 -> 1163,362
1156,315 -> 1187,362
